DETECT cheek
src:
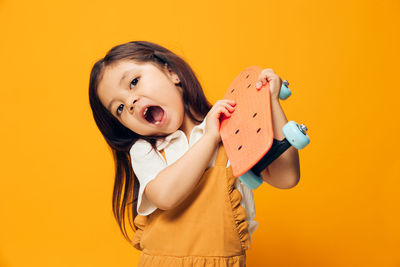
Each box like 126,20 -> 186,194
170,100 -> 185,125
177,98 -> 185,116
120,115 -> 137,131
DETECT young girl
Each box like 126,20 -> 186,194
89,41 -> 300,266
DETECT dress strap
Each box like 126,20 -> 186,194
161,145 -> 227,167
214,143 -> 228,167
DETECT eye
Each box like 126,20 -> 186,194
130,77 -> 139,89
116,104 -> 124,116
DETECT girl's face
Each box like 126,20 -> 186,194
97,60 -> 185,137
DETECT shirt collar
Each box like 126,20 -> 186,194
155,119 -> 207,151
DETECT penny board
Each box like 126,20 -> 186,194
220,66 -> 274,177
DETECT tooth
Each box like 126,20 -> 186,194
154,121 -> 160,125
143,107 -> 148,117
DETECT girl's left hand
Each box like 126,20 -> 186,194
255,68 -> 283,102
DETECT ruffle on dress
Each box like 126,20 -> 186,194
226,166 -> 252,251
132,214 -> 147,251
137,252 -> 246,266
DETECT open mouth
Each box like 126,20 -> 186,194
143,106 -> 165,125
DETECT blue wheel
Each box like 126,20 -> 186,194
282,121 -> 310,149
279,80 -> 291,100
239,171 -> 263,190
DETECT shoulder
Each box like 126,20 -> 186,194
129,139 -> 167,181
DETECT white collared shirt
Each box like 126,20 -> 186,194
129,119 -> 258,242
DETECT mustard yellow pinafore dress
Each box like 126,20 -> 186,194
132,143 -> 251,266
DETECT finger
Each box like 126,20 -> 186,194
261,68 -> 275,75
222,108 -> 232,117
215,101 -> 236,111
258,69 -> 273,79
261,74 -> 280,85
211,104 -> 228,115
256,71 -> 272,89
256,81 -> 261,89
265,74 -> 282,86
217,107 -> 232,118
256,78 -> 267,90
218,99 -> 236,106
221,102 -> 235,112
259,69 -> 276,79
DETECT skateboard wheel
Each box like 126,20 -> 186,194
282,121 -> 310,149
239,171 -> 263,190
279,80 -> 291,100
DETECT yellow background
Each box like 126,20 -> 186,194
1,0 -> 399,266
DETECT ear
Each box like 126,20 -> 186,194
164,63 -> 180,84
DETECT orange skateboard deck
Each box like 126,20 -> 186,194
220,66 -> 274,177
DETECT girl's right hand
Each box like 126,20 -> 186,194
204,99 -> 236,143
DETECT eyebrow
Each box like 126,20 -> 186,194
119,70 -> 131,87
107,99 -> 116,113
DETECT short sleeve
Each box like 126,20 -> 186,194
130,140 -> 167,216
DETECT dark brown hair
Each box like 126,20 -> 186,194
88,41 -> 212,242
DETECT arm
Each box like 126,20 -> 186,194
144,99 -> 236,210
145,134 -> 219,210
255,68 -> 300,189
260,99 -> 300,189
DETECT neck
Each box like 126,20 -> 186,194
179,113 -> 202,140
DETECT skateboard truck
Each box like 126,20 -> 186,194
239,120 -> 309,189
249,80 -> 309,182
251,123 -> 308,177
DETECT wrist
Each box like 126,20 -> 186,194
203,132 -> 220,147
270,97 -> 281,105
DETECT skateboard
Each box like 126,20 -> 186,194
219,66 -> 310,189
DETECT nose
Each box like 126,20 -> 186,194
127,96 -> 140,114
